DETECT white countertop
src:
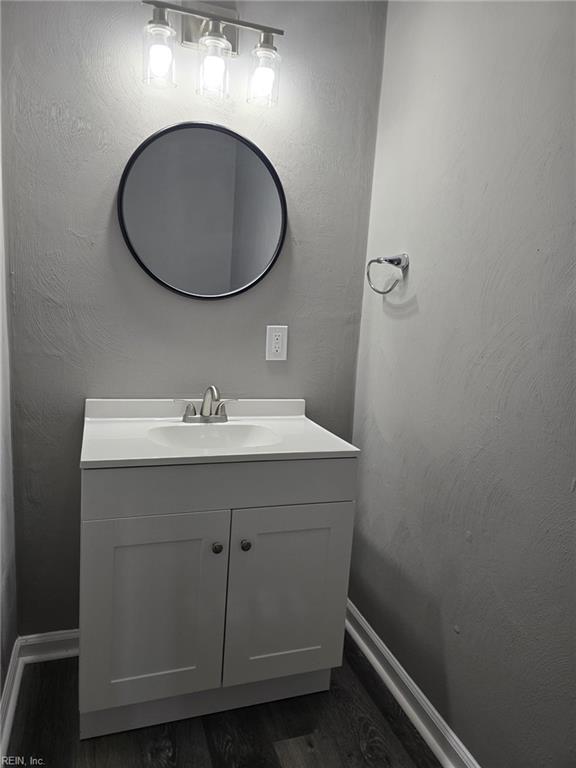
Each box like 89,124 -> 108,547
80,399 -> 360,469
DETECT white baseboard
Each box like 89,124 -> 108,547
0,640 -> 20,758
3,613 -> 480,767
346,599 -> 481,768
0,628 -> 79,757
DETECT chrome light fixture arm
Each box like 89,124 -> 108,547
142,0 -> 285,37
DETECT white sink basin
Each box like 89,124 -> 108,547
80,399 -> 360,468
148,423 -> 281,451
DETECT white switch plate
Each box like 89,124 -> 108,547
266,325 -> 288,360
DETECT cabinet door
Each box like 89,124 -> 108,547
80,510 -> 230,711
223,502 -> 354,687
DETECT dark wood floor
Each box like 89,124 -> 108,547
8,636 -> 441,768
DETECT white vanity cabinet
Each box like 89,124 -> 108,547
80,510 -> 230,711
223,502 -> 354,688
79,454 -> 357,739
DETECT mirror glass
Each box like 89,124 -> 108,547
118,123 -> 287,299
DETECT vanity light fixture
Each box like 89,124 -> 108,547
248,33 -> 281,107
198,20 -> 232,100
143,6 -> 176,87
142,0 -> 284,106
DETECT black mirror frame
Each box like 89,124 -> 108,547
117,122 -> 288,300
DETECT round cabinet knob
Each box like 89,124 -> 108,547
211,542 -> 224,555
240,539 -> 252,552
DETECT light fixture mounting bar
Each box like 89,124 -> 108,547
142,0 -> 285,37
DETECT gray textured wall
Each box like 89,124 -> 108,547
351,3 -> 576,767
0,2 -> 17,690
2,1 -> 385,634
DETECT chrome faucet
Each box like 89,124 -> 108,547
179,386 -> 236,423
200,385 -> 220,417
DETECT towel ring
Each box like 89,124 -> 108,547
366,253 -> 409,295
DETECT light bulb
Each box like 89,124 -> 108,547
143,9 -> 176,87
247,34 -> 280,107
250,65 -> 275,102
201,54 -> 226,94
149,43 -> 173,79
198,22 -> 231,100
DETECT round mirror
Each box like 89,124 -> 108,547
118,123 -> 287,299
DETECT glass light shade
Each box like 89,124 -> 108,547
143,20 -> 176,87
248,46 -> 280,107
198,31 -> 232,100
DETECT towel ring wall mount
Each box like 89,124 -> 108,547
366,253 -> 409,295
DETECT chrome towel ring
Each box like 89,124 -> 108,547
366,253 -> 409,295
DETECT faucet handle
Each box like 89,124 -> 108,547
215,399 -> 238,417
181,401 -> 198,423
173,399 -> 197,422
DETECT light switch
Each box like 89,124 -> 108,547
266,325 -> 288,360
